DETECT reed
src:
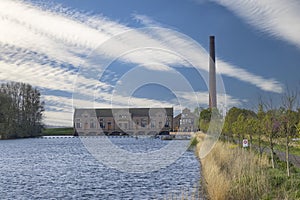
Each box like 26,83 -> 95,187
196,133 -> 271,200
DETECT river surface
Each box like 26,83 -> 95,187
0,136 -> 201,199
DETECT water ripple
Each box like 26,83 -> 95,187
0,137 -> 200,199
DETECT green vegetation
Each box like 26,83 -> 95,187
198,107 -> 222,133
219,105 -> 300,176
252,137 -> 300,156
42,127 -> 74,136
188,136 -> 199,151
195,88 -> 300,198
198,88 -> 300,177
0,82 -> 44,139
195,133 -> 300,200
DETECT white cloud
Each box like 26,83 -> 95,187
132,13 -> 163,27
43,111 -> 73,127
130,15 -> 283,93
218,60 -> 283,93
0,0 -> 283,126
176,91 -> 243,109
210,0 -> 300,48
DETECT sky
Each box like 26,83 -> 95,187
0,0 -> 299,127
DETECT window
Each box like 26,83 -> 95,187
90,122 -> 95,128
76,119 -> 81,128
150,120 -> 156,128
107,122 -> 112,130
76,122 -> 81,128
141,118 -> 147,128
90,119 -> 96,128
165,118 -> 170,127
99,118 -> 105,129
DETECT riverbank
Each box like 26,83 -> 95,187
42,127 -> 74,136
195,133 -> 300,200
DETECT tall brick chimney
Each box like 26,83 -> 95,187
209,36 -> 217,108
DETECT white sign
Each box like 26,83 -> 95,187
242,139 -> 249,148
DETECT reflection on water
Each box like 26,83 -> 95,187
0,137 -> 200,199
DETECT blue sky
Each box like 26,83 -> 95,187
0,0 -> 299,126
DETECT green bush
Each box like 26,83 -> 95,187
189,136 -> 198,149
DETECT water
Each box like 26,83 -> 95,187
0,137 -> 201,199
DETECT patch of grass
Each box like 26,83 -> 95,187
42,127 -> 74,136
195,133 -> 300,200
266,167 -> 300,199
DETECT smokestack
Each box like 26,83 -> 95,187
209,36 -> 217,108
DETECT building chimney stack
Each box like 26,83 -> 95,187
209,36 -> 217,108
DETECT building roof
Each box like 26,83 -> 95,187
75,108 -> 173,118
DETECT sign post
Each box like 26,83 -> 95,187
242,139 -> 249,148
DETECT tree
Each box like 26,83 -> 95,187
232,113 -> 247,147
262,110 -> 280,168
244,117 -> 259,151
280,88 -> 298,176
199,108 -> 211,133
296,120 -> 300,138
0,82 -> 44,139
280,109 -> 298,176
222,107 -> 256,142
256,104 -> 265,156
0,93 -> 12,139
222,107 -> 242,142
199,107 -> 222,134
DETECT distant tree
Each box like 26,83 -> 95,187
0,93 -> 12,139
0,82 -> 44,139
222,107 -> 255,142
280,89 -> 298,176
280,109 -> 298,176
244,117 -> 258,151
262,110 -> 281,168
232,114 -> 247,147
296,120 -> 300,137
199,108 -> 222,134
199,108 -> 211,133
256,104 -> 265,156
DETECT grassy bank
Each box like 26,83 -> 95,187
42,127 -> 74,136
195,133 -> 300,200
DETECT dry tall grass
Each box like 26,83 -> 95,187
196,133 -> 271,200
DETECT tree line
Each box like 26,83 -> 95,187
199,90 -> 300,177
0,82 -> 44,139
